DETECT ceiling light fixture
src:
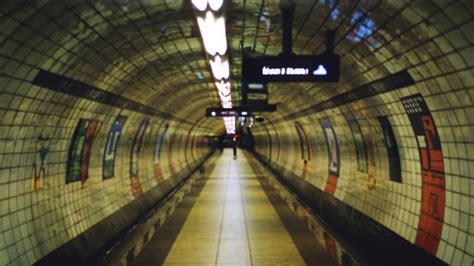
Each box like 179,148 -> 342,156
191,0 -> 207,11
193,2 -> 234,134
215,81 -> 231,96
209,56 -> 230,80
197,12 -> 227,56
208,0 -> 224,11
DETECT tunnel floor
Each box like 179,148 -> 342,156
131,149 -> 336,265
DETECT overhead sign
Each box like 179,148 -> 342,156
206,105 -> 277,117
206,108 -> 239,117
244,104 -> 277,112
242,54 -> 340,83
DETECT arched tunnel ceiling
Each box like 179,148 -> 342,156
1,0 -> 473,134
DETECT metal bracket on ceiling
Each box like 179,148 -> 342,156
280,0 -> 296,56
280,0 -> 336,56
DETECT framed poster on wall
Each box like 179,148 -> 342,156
295,122 -> 311,161
154,123 -> 169,183
346,118 -> 367,173
377,116 -> 401,183
401,93 -> 445,255
130,118 -> 149,198
66,119 -> 100,185
103,115 -> 127,180
320,118 -> 340,177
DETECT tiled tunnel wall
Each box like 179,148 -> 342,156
252,94 -> 473,265
0,95 -> 213,263
0,2 -> 214,265
0,102 -> 212,265
251,23 -> 474,266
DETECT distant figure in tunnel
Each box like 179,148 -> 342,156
217,136 -> 224,153
199,165 -> 205,176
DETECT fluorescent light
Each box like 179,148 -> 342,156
209,56 -> 229,80
223,116 -> 235,134
192,0 -> 223,12
208,0 -> 223,11
218,91 -> 230,100
192,0 -> 207,11
241,111 -> 248,116
221,100 -> 232,109
219,92 -> 231,101
197,11 -> 227,55
215,81 -> 230,96
219,93 -> 232,103
193,5 -> 233,134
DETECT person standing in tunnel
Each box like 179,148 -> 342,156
217,136 -> 224,153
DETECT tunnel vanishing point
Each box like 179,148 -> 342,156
1,0 -> 473,265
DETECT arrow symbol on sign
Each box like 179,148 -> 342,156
313,65 -> 327,76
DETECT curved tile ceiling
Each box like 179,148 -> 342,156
3,0 -> 469,133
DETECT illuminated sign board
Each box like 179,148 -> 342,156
206,105 -> 277,117
242,54 -> 340,83
206,108 -> 240,117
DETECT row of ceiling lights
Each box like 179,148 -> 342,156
192,0 -> 235,134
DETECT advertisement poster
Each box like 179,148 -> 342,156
401,93 -> 445,255
294,122 -> 311,161
320,119 -> 340,176
80,120 -> 100,185
320,118 -> 340,195
154,123 -> 169,163
130,118 -> 149,198
154,123 -> 169,183
30,135 -> 49,191
66,119 -> 101,185
377,116 -> 401,183
66,119 -> 88,184
346,119 -> 367,173
103,115 -> 127,180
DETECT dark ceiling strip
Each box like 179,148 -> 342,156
32,69 -> 189,124
278,69 -> 415,122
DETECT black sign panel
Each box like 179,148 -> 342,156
242,54 -> 340,83
206,105 -> 277,117
206,108 -> 241,117
32,69 -> 186,123
245,104 -> 277,112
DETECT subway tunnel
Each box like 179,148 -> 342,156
0,0 -> 473,265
